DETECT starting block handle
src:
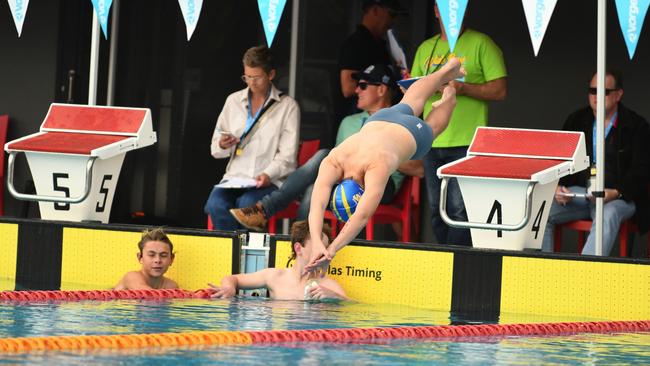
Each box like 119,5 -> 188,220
439,178 -> 536,231
6,152 -> 96,204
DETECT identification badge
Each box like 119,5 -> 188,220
235,147 -> 244,156
590,166 -> 597,176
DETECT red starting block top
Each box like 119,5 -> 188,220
440,156 -> 565,180
7,132 -> 129,155
469,127 -> 581,159
43,104 -> 147,134
438,127 -> 588,184
5,103 -> 156,159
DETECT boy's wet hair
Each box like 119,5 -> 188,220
138,228 -> 174,254
286,221 -> 332,267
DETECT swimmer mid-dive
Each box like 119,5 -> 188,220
306,57 -> 465,274
207,221 -> 348,301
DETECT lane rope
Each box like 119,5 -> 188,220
0,289 -> 212,301
0,320 -> 648,353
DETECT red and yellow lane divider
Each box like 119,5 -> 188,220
0,289 -> 212,301
1,320 -> 648,353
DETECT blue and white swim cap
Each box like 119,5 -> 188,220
330,179 -> 364,222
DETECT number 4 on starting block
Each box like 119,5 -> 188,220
438,127 -> 589,251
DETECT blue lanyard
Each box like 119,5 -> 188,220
244,89 -> 271,135
591,112 -> 617,164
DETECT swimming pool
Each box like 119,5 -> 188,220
1,297 -> 649,364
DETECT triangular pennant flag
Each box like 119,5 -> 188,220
7,0 -> 30,37
521,0 -> 558,57
437,0 -> 468,52
90,0 -> 113,39
177,0 -> 204,41
257,0 -> 287,46
615,0 -> 650,59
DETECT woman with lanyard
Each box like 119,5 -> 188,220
205,45 -> 300,231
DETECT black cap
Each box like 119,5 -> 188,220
362,0 -> 408,15
352,64 -> 399,89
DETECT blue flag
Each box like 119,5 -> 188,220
258,0 -> 287,46
90,0 -> 113,39
615,0 -> 650,59
437,0 -> 468,52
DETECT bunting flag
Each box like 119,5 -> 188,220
7,0 -> 30,37
90,0 -> 113,39
436,0 -> 468,52
177,0 -> 204,41
614,0 -> 650,59
521,0 -> 558,56
257,0 -> 287,46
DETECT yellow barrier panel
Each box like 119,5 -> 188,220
61,228 -> 233,290
500,256 -> 650,320
0,223 -> 19,291
275,240 -> 454,310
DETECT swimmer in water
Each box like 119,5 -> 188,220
306,57 -> 465,275
207,221 -> 348,301
114,228 -> 178,290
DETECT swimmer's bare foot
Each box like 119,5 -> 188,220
439,57 -> 465,83
426,85 -> 457,135
432,85 -> 457,109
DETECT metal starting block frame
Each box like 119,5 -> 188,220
438,127 -> 589,251
4,103 -> 156,223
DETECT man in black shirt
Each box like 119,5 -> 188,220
542,70 -> 650,256
334,0 -> 406,145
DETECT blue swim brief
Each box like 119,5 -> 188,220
364,103 -> 434,160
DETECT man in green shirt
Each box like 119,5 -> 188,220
410,2 -> 507,246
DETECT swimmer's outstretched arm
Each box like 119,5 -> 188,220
305,167 -> 388,273
208,270 -> 273,298
400,57 -> 464,117
307,157 -> 343,267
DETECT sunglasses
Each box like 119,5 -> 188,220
588,87 -> 618,96
357,81 -> 382,90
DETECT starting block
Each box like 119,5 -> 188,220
4,103 -> 156,223
437,127 -> 589,250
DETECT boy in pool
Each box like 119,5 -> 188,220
114,228 -> 179,290
208,221 -> 348,301
305,57 -> 465,274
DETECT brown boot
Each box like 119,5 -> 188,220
230,203 -> 267,231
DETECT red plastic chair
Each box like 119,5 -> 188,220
365,176 -> 420,242
0,115 -> 8,216
554,219 -> 635,257
268,139 -> 338,235
554,185 -> 650,257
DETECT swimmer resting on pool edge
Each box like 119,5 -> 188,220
207,221 -> 348,301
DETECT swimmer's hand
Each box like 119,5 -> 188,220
307,283 -> 344,301
303,240 -> 333,275
207,282 -> 236,298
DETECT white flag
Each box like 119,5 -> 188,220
7,0 -> 30,37
177,0 -> 204,41
522,0 -> 558,56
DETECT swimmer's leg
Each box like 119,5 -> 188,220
400,57 -> 464,117
426,85 -> 457,136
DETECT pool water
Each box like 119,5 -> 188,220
1,298 -> 649,365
